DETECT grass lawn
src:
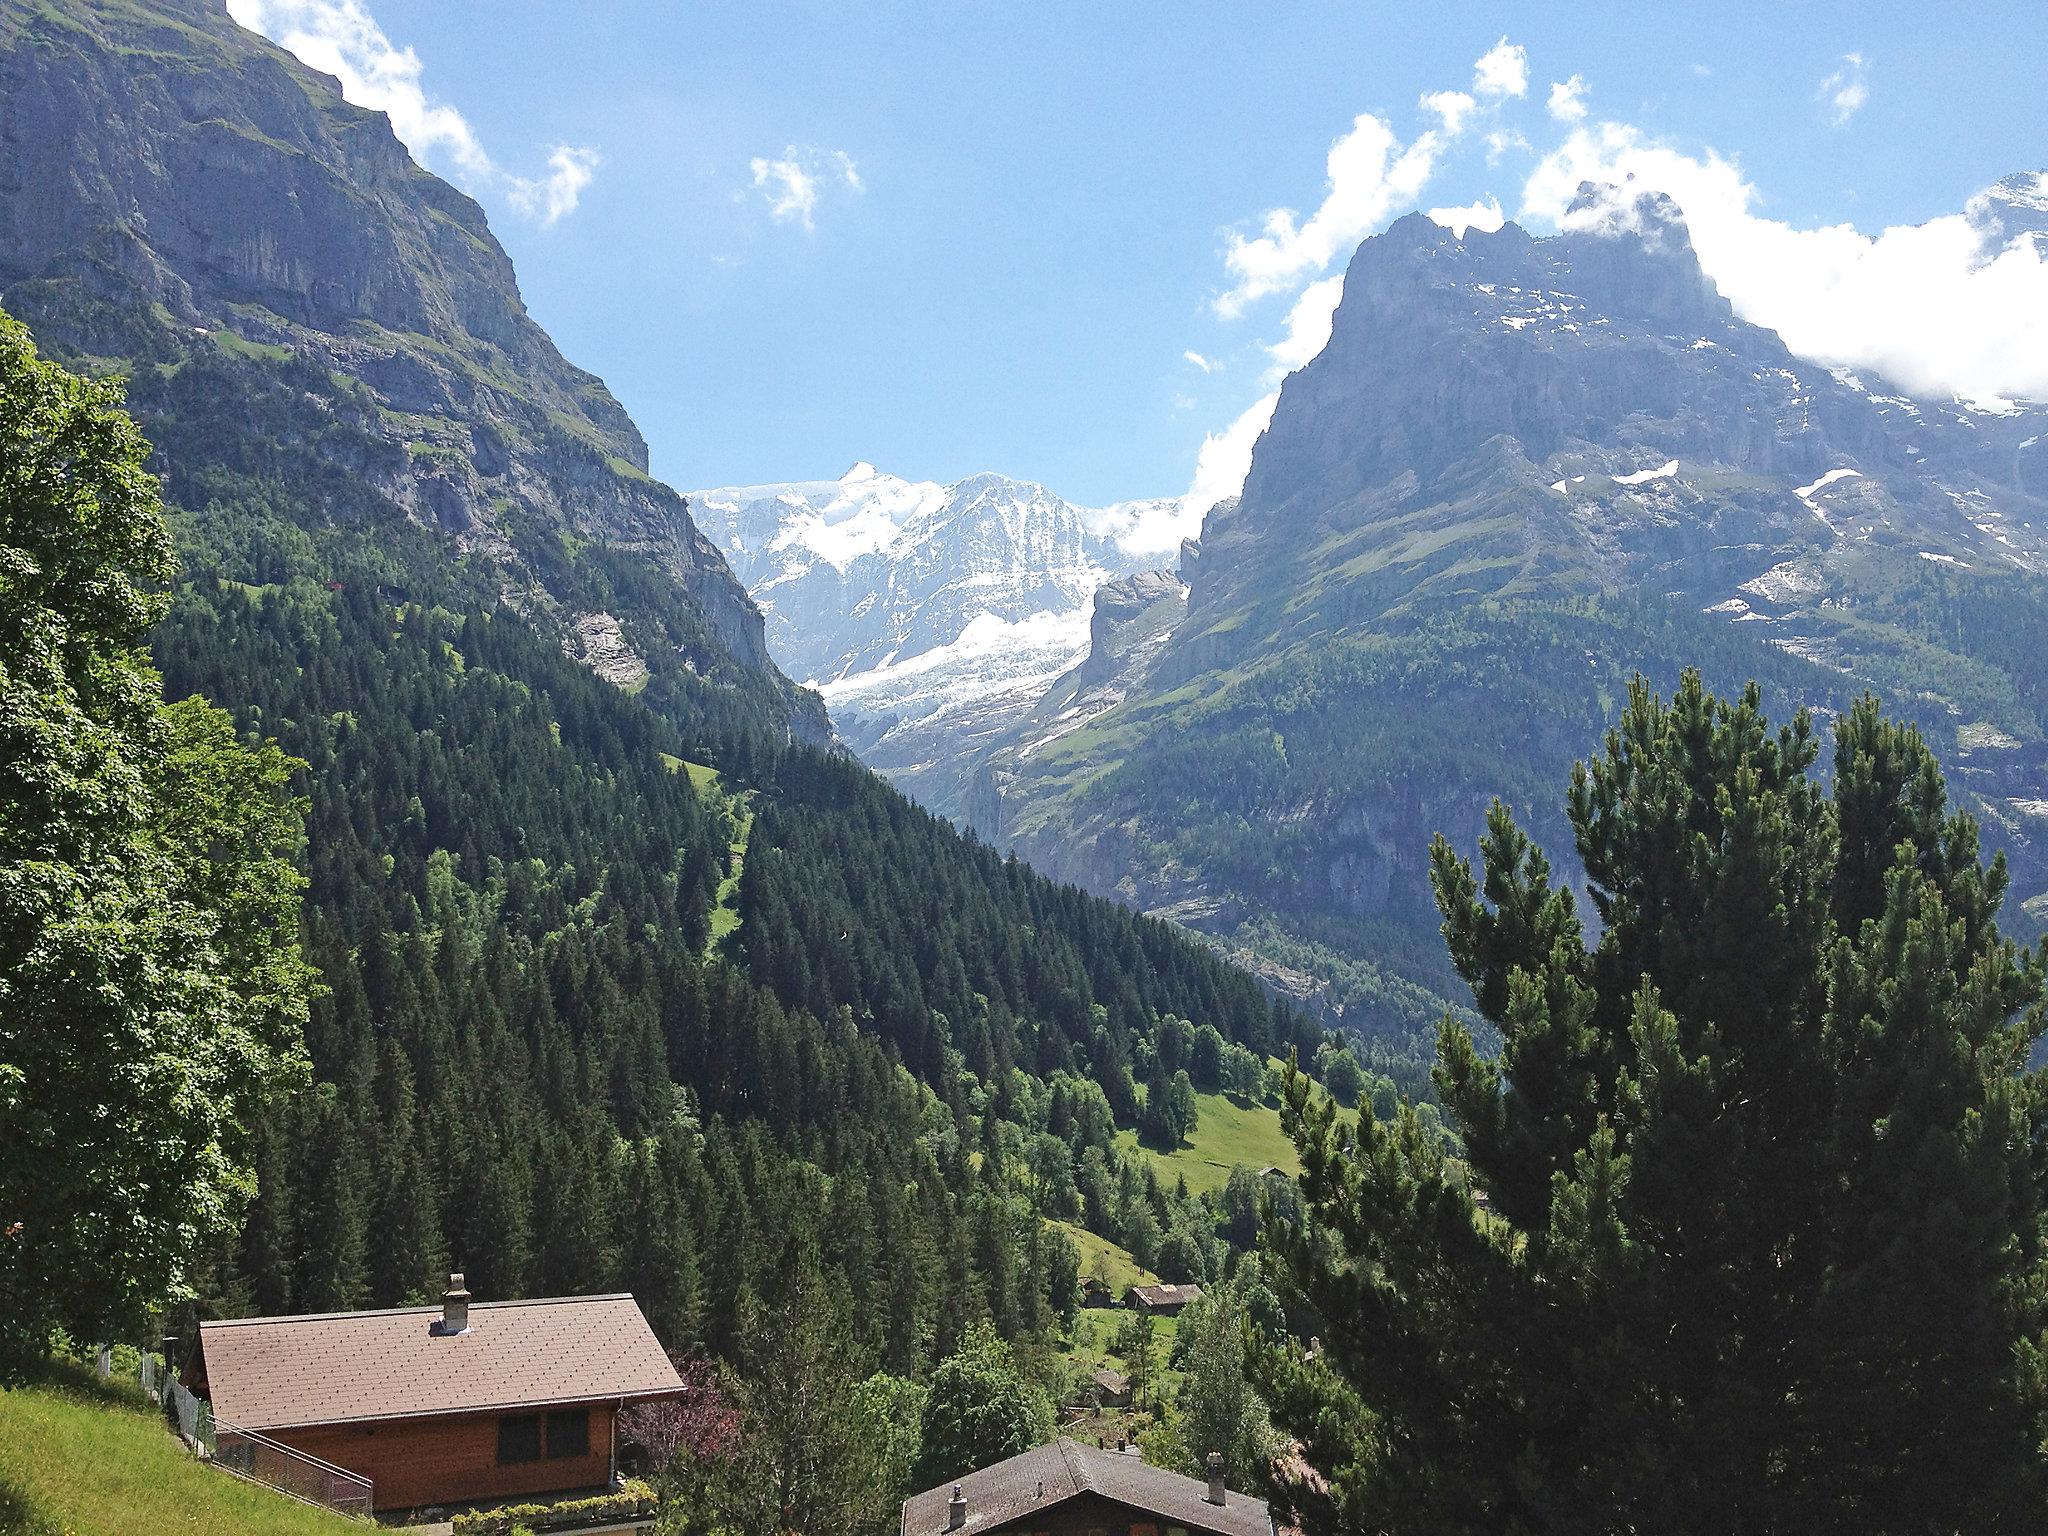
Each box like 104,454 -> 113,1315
0,1361 -> 360,1536
1054,1221 -> 1159,1294
663,758 -> 751,949
1115,1086 -> 1304,1196
708,797 -> 751,949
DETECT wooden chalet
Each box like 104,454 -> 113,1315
1090,1367 -> 1132,1409
1080,1277 -> 1117,1309
901,1438 -> 1274,1536
1125,1282 -> 1202,1316
188,1275 -> 683,1515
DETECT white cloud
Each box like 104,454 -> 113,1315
1215,113 -> 1442,315
1818,53 -> 1868,127
1522,124 -> 2048,403
1548,74 -> 1589,123
1420,90 -> 1477,136
1184,350 -> 1219,373
750,146 -> 863,232
1427,197 -> 1506,239
1473,37 -> 1529,100
1186,392 -> 1280,514
750,155 -> 819,229
1266,275 -> 1346,374
224,0 -> 597,224
508,146 -> 601,226
1485,128 -> 1530,164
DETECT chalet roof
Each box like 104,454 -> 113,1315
1128,1282 -> 1203,1308
198,1294 -> 683,1431
1091,1367 -> 1130,1394
901,1439 -> 1272,1536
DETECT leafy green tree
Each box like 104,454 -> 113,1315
1256,673 -> 2048,1535
717,1232 -> 888,1536
0,313 -> 312,1376
1155,1277 -> 1281,1488
1312,1041 -> 1366,1107
851,1372 -> 928,1530
914,1320 -> 1055,1488
1114,1309 -> 1160,1414
1041,1222 -> 1081,1327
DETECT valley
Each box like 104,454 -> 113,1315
696,186 -> 2048,1076
5,5 -> 2047,1534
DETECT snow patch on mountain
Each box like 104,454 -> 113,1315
691,462 -> 1178,812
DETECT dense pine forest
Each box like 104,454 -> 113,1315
113,336 -> 1324,1376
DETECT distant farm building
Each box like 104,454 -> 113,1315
188,1275 -> 682,1515
901,1437 -> 1273,1536
1080,1278 -> 1117,1309
1090,1368 -> 1132,1409
1126,1282 -> 1202,1316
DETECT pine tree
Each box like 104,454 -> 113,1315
370,1044 -> 443,1305
1257,674 -> 2048,1535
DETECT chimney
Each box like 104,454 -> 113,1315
947,1484 -> 967,1531
1205,1451 -> 1226,1506
435,1272 -> 471,1335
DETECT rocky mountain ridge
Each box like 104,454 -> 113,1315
966,183 -> 2048,1041
692,461 -> 1179,810
0,0 -> 818,733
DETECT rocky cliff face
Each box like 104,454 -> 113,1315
1183,194 -> 2045,678
970,186 -> 2048,1044
0,0 -> 815,729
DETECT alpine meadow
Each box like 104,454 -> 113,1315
3,4 -> 2047,1535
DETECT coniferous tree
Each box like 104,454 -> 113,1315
1257,674 -> 2048,1535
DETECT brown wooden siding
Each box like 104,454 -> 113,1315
270,1403 -> 618,1512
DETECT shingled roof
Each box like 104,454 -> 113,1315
1127,1282 -> 1203,1309
900,1439 -> 1273,1536
198,1293 -> 683,1431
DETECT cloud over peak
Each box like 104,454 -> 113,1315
225,0 -> 598,225
1213,113 -> 1441,317
1523,125 -> 2048,404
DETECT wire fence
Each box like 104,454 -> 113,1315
213,1424 -> 375,1518
122,1347 -> 374,1519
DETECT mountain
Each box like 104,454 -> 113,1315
0,0 -> 1328,1373
0,0 -> 820,736
692,462 -> 1178,811
969,185 -> 2048,1051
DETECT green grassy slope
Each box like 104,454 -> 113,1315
1116,1086 -> 1304,1196
0,1363 -> 358,1536
1054,1220 -> 1160,1294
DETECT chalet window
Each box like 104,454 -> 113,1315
545,1408 -> 590,1459
497,1413 -> 542,1464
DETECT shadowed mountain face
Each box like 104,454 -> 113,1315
969,191 -> 2048,1045
0,0 -> 820,732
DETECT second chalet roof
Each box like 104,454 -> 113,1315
1128,1282 -> 1203,1307
901,1439 -> 1273,1536
198,1294 -> 683,1431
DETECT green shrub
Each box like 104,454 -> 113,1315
449,1480 -> 657,1536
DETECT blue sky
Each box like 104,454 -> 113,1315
229,2 -> 2047,514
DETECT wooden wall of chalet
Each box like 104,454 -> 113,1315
271,1404 -> 617,1512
